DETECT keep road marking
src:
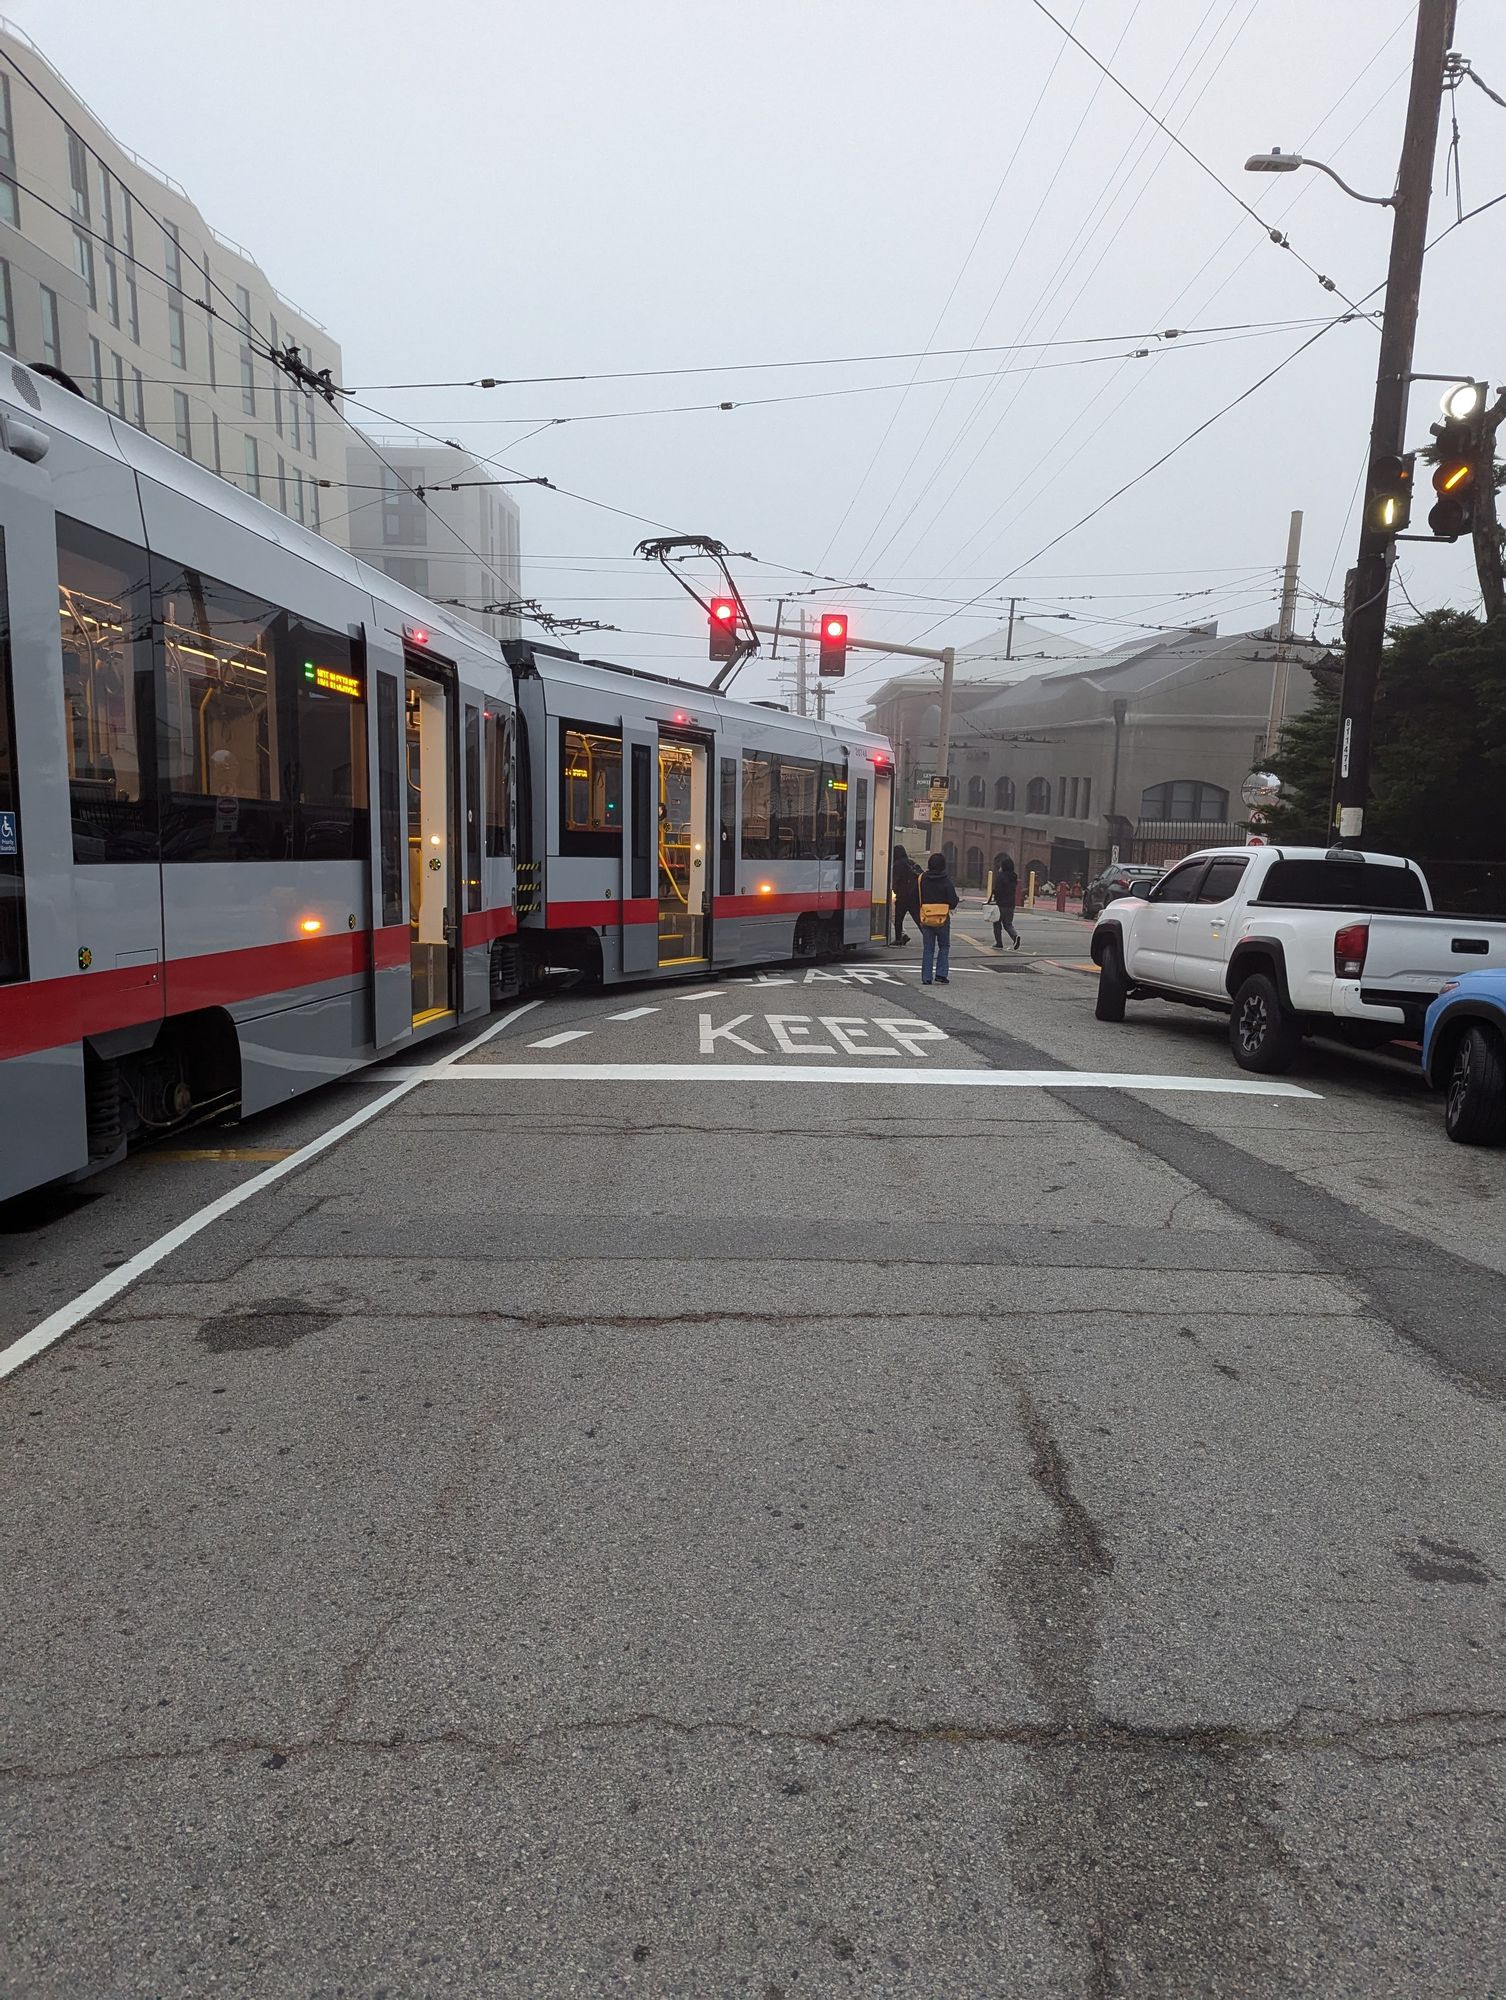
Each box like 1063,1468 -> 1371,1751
405,1063 -> 1320,1097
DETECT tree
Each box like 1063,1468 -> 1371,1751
1264,609 -> 1506,862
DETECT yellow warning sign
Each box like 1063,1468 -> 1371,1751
929,801 -> 946,823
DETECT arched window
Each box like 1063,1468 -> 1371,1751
966,775 -> 986,808
943,840 -> 959,875
965,844 -> 985,887
1025,777 -> 1051,815
994,775 -> 1015,811
1140,780 -> 1229,823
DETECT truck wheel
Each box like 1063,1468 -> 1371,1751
1444,1025 -> 1506,1145
1095,939 -> 1128,1023
1230,972 -> 1300,1073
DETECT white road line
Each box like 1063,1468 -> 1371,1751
399,1062 -> 1320,1098
608,1006 -> 660,1020
528,1029 -> 593,1049
678,987 -> 725,999
0,1000 -> 542,1385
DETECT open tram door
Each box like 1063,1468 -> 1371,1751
654,732 -> 710,966
869,758 -> 894,942
404,654 -> 457,1025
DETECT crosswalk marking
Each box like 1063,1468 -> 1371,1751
395,1063 -> 1321,1097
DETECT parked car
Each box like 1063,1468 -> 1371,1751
1422,969 -> 1506,1144
1082,862 -> 1163,920
1088,844 -> 1506,1074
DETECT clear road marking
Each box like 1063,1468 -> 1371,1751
0,1000 -> 542,1386
529,1028 -> 593,1049
608,1006 -> 660,1020
402,1063 -> 1320,1097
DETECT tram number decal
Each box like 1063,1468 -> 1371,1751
698,1013 -> 946,1059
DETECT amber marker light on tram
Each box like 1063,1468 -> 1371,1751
299,917 -> 323,934
758,882 -> 774,894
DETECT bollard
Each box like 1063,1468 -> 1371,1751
1026,869 -> 1037,908
1055,881 -> 1068,913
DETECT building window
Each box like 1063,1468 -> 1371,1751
211,413 -> 222,473
244,434 -> 260,495
0,75 -> 16,227
993,774 -> 1015,811
288,391 -> 300,452
121,194 -> 139,342
131,367 -> 145,428
0,260 -> 12,354
67,131 -> 90,220
97,166 -> 114,245
73,229 -> 96,309
126,274 -> 140,345
1081,776 -> 1091,818
276,453 -> 287,513
966,774 -> 985,808
305,392 -> 316,459
103,254 -> 120,328
41,286 -> 62,369
173,389 -> 192,459
1025,777 -> 1051,816
165,224 -> 186,369
87,335 -> 103,404
382,555 -> 430,593
290,466 -> 305,523
110,349 -> 126,417
1140,779 -> 1230,823
236,283 -> 256,414
204,261 -> 216,389
309,480 -> 320,531
965,845 -> 985,888
268,313 -> 283,435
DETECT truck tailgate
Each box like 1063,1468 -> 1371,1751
1359,912 -> 1506,1003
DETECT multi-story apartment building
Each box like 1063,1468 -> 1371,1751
344,438 -> 522,645
0,21 -> 335,534
0,21 -> 523,643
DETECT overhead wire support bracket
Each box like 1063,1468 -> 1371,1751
634,533 -> 762,689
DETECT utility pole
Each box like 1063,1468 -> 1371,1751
1330,0 -> 1456,845
930,646 -> 957,857
1266,508 -> 1303,757
795,610 -> 809,718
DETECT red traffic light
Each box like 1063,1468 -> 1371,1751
818,611 -> 849,678
708,596 -> 739,662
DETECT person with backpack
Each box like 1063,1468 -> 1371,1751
891,845 -> 921,945
986,851 -> 1021,951
917,850 -> 959,985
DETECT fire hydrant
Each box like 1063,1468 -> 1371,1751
1055,881 -> 1068,913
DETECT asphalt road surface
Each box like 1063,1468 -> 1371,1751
4,904 -> 1505,1998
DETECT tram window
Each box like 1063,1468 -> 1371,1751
630,742 -> 652,900
718,756 -> 736,895
777,755 -> 819,860
818,761 -> 848,862
464,703 -> 482,912
484,709 -> 511,856
0,531 -> 24,983
377,672 -> 403,925
740,749 -> 773,861
741,749 -> 819,861
559,721 -> 622,857
155,561 -> 288,859
290,620 -> 368,860
57,516 -> 155,863
853,777 -> 868,891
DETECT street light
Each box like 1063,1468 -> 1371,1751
1243,147 -> 1395,207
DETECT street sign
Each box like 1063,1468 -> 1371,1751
929,801 -> 945,823
0,810 -> 14,856
927,781 -> 950,802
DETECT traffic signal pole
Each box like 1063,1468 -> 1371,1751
1330,0 -> 1455,845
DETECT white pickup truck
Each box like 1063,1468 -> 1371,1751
1089,844 -> 1506,1073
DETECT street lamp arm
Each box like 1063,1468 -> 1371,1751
1303,156 -> 1397,207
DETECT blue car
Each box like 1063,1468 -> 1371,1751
1422,969 -> 1506,1145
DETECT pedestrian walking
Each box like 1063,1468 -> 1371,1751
986,851 -> 1021,951
917,850 -> 959,985
891,845 -> 921,945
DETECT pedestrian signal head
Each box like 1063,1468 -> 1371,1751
1364,453 -> 1413,537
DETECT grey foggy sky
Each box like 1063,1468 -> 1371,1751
23,1 -> 1506,717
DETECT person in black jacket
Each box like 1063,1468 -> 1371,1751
987,851 -> 1021,950
891,845 -> 921,945
917,850 -> 959,985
